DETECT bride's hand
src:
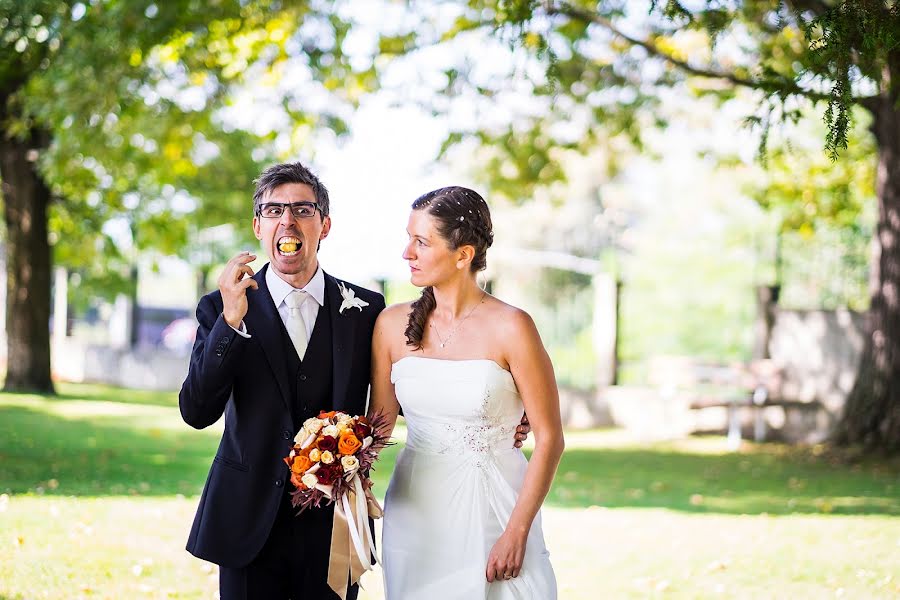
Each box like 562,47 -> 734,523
485,529 -> 527,582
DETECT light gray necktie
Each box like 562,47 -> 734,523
284,290 -> 308,360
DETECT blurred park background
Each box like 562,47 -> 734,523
1,1 -> 899,598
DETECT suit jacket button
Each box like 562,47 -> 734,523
299,374 -> 308,381
283,430 -> 291,440
275,479 -> 283,487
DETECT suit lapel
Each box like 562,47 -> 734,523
325,272 -> 355,412
244,264 -> 293,414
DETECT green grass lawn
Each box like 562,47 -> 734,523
1,383 -> 898,599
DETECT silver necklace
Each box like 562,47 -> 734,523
430,292 -> 487,349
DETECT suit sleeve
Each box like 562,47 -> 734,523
178,294 -> 249,429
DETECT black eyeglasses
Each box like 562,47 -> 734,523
256,202 -> 320,219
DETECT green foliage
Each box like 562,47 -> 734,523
753,108 -> 876,233
805,1 -> 900,159
384,1 -> 897,197
0,0 -> 379,300
744,107 -> 876,309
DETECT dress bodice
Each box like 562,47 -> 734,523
390,357 -> 524,457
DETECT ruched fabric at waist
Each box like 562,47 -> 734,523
403,420 -> 521,457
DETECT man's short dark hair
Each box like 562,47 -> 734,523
253,162 -> 330,219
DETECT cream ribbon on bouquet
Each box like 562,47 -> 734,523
327,473 -> 383,600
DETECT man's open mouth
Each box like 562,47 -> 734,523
277,236 -> 302,256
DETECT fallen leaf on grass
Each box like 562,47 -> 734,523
705,559 -> 731,572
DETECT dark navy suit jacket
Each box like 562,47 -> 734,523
179,264 -> 385,567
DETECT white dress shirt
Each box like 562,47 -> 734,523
229,265 -> 325,341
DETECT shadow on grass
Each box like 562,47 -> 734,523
545,446 -> 899,516
0,401 -> 404,499
55,382 -> 179,407
0,382 -> 179,408
0,403 -> 215,497
2,390 -> 897,516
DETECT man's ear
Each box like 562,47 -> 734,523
253,216 -> 262,240
320,215 -> 332,240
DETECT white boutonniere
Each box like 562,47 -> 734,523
338,281 -> 369,314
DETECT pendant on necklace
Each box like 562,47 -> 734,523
440,343 -> 445,348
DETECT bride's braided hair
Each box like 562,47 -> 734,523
404,186 -> 494,349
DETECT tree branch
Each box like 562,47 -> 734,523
546,1 -> 868,104
783,0 -> 833,19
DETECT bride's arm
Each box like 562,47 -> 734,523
486,309 -> 565,582
367,306 -> 402,439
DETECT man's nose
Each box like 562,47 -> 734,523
279,208 -> 299,225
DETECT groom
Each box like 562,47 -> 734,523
179,162 -> 384,599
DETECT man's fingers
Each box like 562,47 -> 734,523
239,278 -> 258,291
219,252 -> 256,288
224,251 -> 253,268
235,265 -> 255,281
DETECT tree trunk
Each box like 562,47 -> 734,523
0,130 -> 55,394
833,94 -> 900,453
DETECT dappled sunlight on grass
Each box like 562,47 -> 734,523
0,395 -> 220,497
2,386 -> 897,517
1,383 -> 899,598
54,382 -> 179,407
545,444 -> 898,515
2,496 -> 219,600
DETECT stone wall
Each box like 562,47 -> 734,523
53,339 -> 189,391
769,308 -> 865,415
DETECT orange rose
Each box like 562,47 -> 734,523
338,430 -> 363,455
290,455 -> 313,474
290,472 -> 306,489
318,410 -> 337,420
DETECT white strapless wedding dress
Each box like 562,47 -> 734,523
382,357 -> 557,600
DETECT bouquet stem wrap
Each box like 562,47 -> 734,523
327,474 -> 383,600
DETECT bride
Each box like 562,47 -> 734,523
369,186 -> 564,599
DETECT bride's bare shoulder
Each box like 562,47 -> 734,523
483,296 -> 538,336
375,301 -> 412,326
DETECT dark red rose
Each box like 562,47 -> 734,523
352,422 -> 372,439
316,435 -> 338,452
315,463 -> 341,485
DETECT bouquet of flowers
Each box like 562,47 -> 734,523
283,410 -> 391,600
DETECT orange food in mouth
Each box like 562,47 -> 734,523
278,236 -> 301,254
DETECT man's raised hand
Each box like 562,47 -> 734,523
219,251 -> 258,328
